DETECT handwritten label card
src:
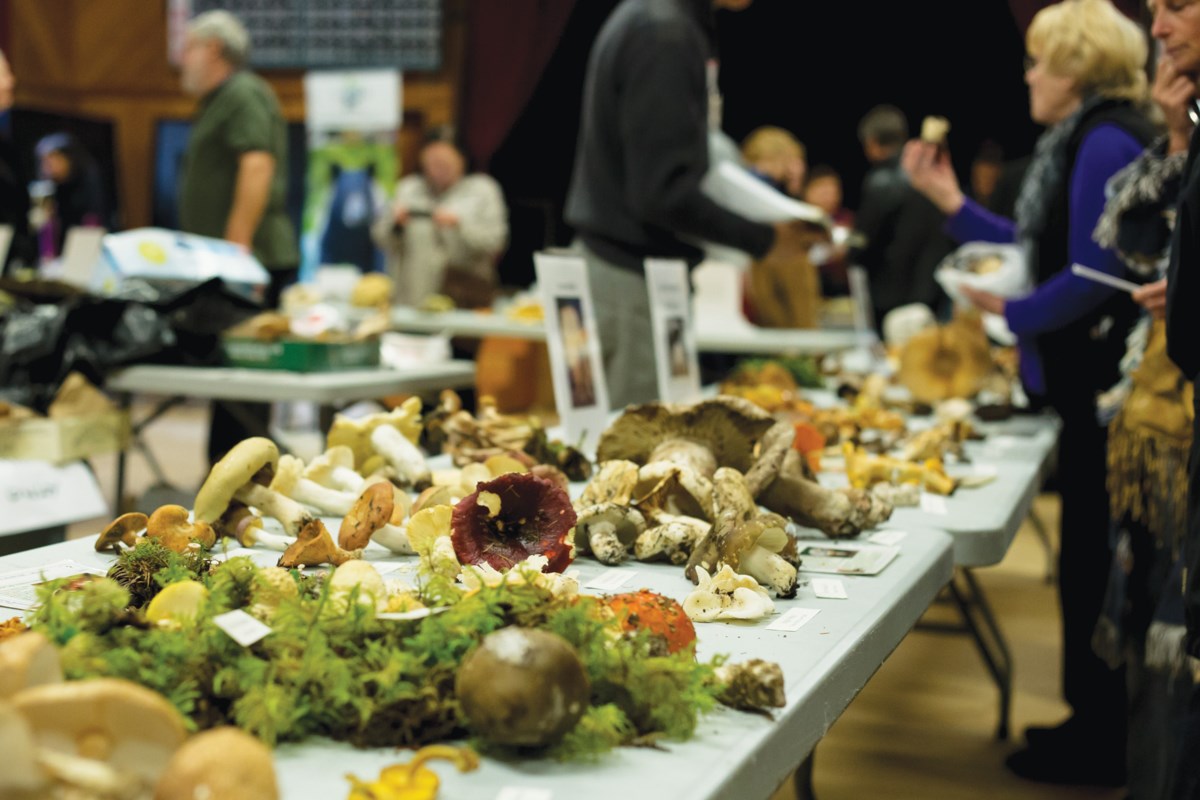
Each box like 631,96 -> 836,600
212,610 -> 272,647
0,460 -> 107,536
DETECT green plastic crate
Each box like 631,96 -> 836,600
221,337 -> 380,372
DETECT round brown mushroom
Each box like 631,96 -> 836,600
154,726 -> 279,800
455,627 -> 590,747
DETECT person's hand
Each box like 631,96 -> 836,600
1132,278 -> 1168,320
393,205 -> 410,226
432,208 -> 460,228
900,140 -> 964,215
1152,58 -> 1198,155
959,285 -> 1005,315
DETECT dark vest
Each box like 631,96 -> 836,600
1031,99 -> 1158,409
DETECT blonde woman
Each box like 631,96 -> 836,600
903,0 -> 1159,786
741,126 -> 806,197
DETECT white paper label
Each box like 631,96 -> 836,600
811,579 -> 848,599
534,253 -> 611,454
376,606 -> 449,622
869,530 -> 908,546
496,789 -> 552,800
0,461 -> 108,537
0,560 -> 109,610
920,494 -> 949,515
584,570 -> 635,592
212,609 -> 272,647
644,259 -> 702,403
370,562 -> 405,577
767,607 -> 821,631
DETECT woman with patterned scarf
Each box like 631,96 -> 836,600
903,0 -> 1158,786
1090,52 -> 1196,800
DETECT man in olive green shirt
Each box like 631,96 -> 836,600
178,10 -> 299,464
179,10 -> 298,307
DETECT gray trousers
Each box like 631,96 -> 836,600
576,244 -> 659,410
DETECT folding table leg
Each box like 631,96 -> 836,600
792,750 -> 816,800
917,567 -> 1013,740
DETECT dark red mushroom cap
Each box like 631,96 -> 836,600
451,473 -> 576,573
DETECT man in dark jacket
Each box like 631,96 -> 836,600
849,105 -> 955,331
0,49 -> 36,274
565,0 -> 814,408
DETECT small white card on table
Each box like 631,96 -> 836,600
0,560 -> 109,610
644,258 -> 701,403
796,541 -> 900,576
767,607 -> 821,631
920,494 -> 949,515
535,252 -> 611,455
584,570 -> 635,592
213,609 -> 272,647
811,578 -> 849,599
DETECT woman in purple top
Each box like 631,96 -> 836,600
904,0 -> 1159,787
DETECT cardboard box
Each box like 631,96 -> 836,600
0,409 -> 131,465
221,337 -> 380,372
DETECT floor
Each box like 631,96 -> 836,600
72,400 -> 1126,799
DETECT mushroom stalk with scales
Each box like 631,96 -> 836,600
194,438 -> 322,538
574,502 -> 647,565
685,467 -> 799,598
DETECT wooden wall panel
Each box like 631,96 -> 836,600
9,0 -> 464,228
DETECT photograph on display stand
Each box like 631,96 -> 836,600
666,315 -> 690,378
556,296 -> 597,409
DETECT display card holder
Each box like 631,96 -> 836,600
0,460 -> 107,537
644,258 -> 701,403
534,252 -> 610,455
0,225 -> 12,268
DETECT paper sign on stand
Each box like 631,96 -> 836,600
0,460 -> 108,537
644,259 -> 702,403
534,252 -> 611,455
59,227 -> 107,289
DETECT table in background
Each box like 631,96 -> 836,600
0,527 -> 952,800
104,363 -> 477,513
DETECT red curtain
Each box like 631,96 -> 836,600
1008,0 -> 1145,35
460,0 -> 577,172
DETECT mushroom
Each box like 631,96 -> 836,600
406,505 -> 459,580
713,659 -> 787,713
269,454 -> 361,517
451,473 -> 576,573
326,398 -> 424,473
194,437 -> 321,538
598,397 -> 886,539
248,567 -> 299,621
370,424 -> 432,489
327,560 -> 389,614
573,503 -> 647,565
278,518 -> 362,569
897,312 -> 993,403
576,460 -> 640,508
455,627 -> 590,747
634,516 -> 711,565
345,745 -> 479,800
213,501 -> 294,552
304,445 -> 364,493
155,726 -> 279,800
0,702 -> 46,794
686,468 -> 799,598
682,565 -> 775,622
338,482 -> 414,555
146,505 -> 215,552
633,462 -> 713,522
13,678 -> 188,789
0,632 -> 63,700
94,512 -> 147,553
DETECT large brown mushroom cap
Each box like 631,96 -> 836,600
338,481 -> 394,551
595,397 -> 777,474
154,726 -> 279,800
146,505 -> 215,551
95,513 -> 147,553
13,678 -> 188,786
194,437 -> 280,524
897,314 -> 993,404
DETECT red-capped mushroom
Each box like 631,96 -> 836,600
450,473 -> 576,573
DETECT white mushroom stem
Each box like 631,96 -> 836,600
739,546 -> 798,597
241,526 -> 295,553
234,483 -> 314,538
370,426 -> 431,488
37,749 -> 140,795
309,465 -> 364,493
286,478 -> 359,517
584,520 -> 626,565
370,523 -> 415,556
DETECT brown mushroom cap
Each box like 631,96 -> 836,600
154,726 -> 279,800
338,481 -> 394,551
194,438 -> 280,524
146,506 -> 215,551
95,513 -> 147,553
278,518 -> 361,568
596,397 -> 777,474
0,632 -> 63,700
13,678 -> 188,786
